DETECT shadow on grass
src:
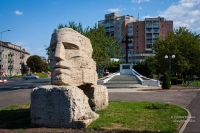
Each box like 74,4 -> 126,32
0,109 -> 169,133
0,108 -> 30,129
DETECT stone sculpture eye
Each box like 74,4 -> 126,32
63,42 -> 79,50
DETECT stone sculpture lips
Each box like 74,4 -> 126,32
53,66 -> 70,81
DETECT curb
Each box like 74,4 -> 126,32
178,107 -> 191,133
0,79 -> 7,82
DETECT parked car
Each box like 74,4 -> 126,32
22,74 -> 39,80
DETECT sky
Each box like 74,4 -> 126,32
0,0 -> 200,58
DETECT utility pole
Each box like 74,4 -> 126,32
121,34 -> 132,63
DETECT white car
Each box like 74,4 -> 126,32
22,74 -> 39,80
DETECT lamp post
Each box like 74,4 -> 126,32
44,45 -> 50,70
1,29 -> 11,80
165,54 -> 175,78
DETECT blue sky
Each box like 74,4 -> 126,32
0,0 -> 200,58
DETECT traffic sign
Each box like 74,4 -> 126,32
0,72 -> 3,76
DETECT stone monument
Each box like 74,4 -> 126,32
30,28 -> 108,128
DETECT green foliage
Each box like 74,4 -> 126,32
171,77 -> 183,85
54,22 -> 121,75
162,72 -> 171,89
133,61 -> 151,77
153,27 -> 200,78
107,61 -> 121,73
133,55 -> 158,77
146,103 -> 170,109
26,55 -> 44,73
20,63 -> 28,75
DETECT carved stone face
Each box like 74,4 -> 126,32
50,28 -> 97,86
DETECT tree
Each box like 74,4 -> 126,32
153,27 -> 200,81
133,61 -> 151,77
162,72 -> 171,89
133,55 -> 157,78
26,55 -> 44,73
21,63 -> 29,75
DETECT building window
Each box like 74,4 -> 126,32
167,24 -> 170,27
146,44 -> 152,48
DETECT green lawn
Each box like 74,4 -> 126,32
9,73 -> 48,79
0,102 -> 187,133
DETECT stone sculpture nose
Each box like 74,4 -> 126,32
54,42 -> 65,61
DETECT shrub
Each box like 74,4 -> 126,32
171,77 -> 183,85
162,72 -> 171,89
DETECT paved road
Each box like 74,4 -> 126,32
0,81 -> 199,132
0,78 -> 51,93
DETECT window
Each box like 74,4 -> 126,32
167,24 -> 170,27
146,44 -> 152,48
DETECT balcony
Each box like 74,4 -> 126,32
8,65 -> 13,69
20,54 -> 25,59
153,29 -> 159,33
146,30 -> 152,33
146,24 -> 152,27
8,59 -> 13,63
153,24 -> 159,28
8,52 -> 14,56
146,40 -> 152,43
146,35 -> 152,39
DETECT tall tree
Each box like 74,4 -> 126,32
26,55 -> 44,73
153,27 -> 200,81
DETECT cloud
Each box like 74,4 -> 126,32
105,7 -> 127,13
15,41 -> 28,46
132,0 -> 150,3
15,10 -> 23,15
106,8 -> 121,13
139,6 -> 142,9
158,0 -> 200,32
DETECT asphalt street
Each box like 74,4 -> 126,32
0,78 -> 51,93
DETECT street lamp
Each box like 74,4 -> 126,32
44,45 -> 50,70
165,54 -> 175,78
0,29 -> 11,80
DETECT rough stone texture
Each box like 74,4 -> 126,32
50,28 -> 97,86
49,28 -> 109,111
30,85 -> 99,128
79,85 -> 109,111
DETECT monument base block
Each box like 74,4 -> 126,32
79,85 -> 109,111
30,85 -> 99,128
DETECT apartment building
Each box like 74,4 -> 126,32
0,41 -> 30,76
98,13 -> 139,63
99,13 -> 173,64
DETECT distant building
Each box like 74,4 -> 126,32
40,56 -> 48,63
0,41 -> 30,76
98,13 -> 173,64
